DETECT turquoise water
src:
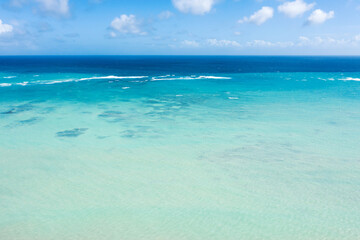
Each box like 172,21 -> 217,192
1,57 -> 360,239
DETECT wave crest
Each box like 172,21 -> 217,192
0,75 -> 231,87
340,77 -> 360,82
151,75 -> 231,81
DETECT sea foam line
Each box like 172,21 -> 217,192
47,75 -> 149,84
0,75 -> 149,87
78,75 -> 148,81
339,77 -> 360,82
151,75 -> 231,81
43,75 -> 149,85
0,75 -> 229,87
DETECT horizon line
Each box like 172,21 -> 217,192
1,55 -> 360,57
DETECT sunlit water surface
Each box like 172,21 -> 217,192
1,57 -> 360,240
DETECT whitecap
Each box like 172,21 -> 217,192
3,76 -> 16,79
198,76 -> 231,79
122,87 -> 130,89
44,76 -> 147,85
151,77 -> 190,81
0,75 -> 149,87
44,79 -> 75,85
16,82 -> 29,86
151,75 -> 231,81
340,77 -> 360,82
78,75 -> 148,81
228,97 -> 239,100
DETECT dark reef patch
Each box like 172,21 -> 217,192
121,130 -> 137,138
56,128 -> 88,138
98,111 -> 125,122
18,117 -> 41,125
1,103 -> 33,115
98,111 -> 124,118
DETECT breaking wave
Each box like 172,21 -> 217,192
151,75 -> 231,81
339,77 -> 360,82
0,75 -> 231,87
0,75 -> 149,87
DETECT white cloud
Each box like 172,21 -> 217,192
203,35 -> 360,50
110,15 -> 146,35
109,31 -> 117,38
247,36 -> 358,49
277,41 -> 295,47
0,19 -> 13,34
239,6 -> 274,25
247,40 -> 274,47
307,9 -> 334,25
172,0 -> 217,15
158,11 -> 174,19
299,36 -> 310,42
298,36 -> 348,46
207,39 -> 241,47
35,0 -> 69,17
246,40 -> 294,47
278,0 -> 315,18
182,40 -> 200,47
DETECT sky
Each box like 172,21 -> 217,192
0,0 -> 360,55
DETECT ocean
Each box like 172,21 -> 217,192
1,56 -> 360,239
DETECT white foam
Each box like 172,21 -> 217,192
130,80 -> 148,82
16,82 -> 29,86
44,79 -> 75,85
42,76 -> 148,85
79,76 -> 148,81
122,87 -> 130,89
228,97 -> 239,100
151,75 -> 231,81
151,77 -> 191,81
0,75 -> 149,87
0,75 -> 230,87
3,76 -> 16,79
340,77 -> 360,82
198,76 -> 231,79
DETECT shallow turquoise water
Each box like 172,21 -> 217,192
1,57 -> 360,239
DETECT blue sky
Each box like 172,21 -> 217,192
0,0 -> 360,55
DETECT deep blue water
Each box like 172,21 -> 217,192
1,56 -> 360,74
